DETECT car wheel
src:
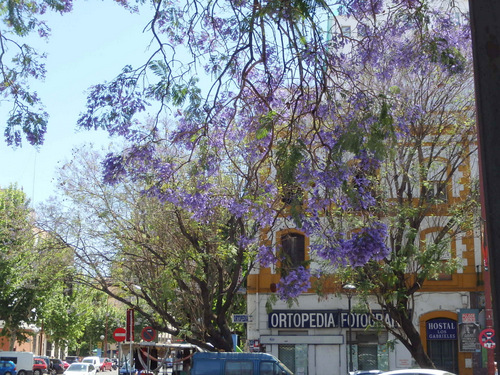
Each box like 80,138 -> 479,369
34,370 -> 42,375
19,370 -> 26,375
5,372 -> 11,375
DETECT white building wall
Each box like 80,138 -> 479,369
247,291 -> 467,375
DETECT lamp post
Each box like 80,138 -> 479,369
104,313 -> 108,358
100,335 -> 105,357
343,283 -> 356,374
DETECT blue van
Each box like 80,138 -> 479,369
189,352 -> 293,375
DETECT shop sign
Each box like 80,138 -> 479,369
268,310 -> 396,329
426,318 -> 457,340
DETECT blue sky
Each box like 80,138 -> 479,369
0,0 -> 155,206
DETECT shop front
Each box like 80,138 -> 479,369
259,309 -> 392,375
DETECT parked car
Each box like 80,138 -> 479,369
189,352 -> 294,375
0,361 -> 16,375
118,364 -> 136,375
64,358 -> 79,365
33,358 -> 48,375
38,357 -> 51,375
62,362 -> 70,371
64,363 -> 97,375
50,359 -> 65,375
98,359 -> 112,372
80,358 -> 99,372
381,370 -> 456,375
354,371 -> 383,375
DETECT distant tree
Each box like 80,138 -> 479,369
0,185 -> 96,350
39,145 -> 256,351
0,186 -> 41,348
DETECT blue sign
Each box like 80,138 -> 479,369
233,314 -> 253,323
268,310 -> 396,329
427,318 -> 457,340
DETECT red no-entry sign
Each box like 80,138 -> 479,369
113,327 -> 127,342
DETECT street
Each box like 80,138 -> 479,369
101,365 -> 173,375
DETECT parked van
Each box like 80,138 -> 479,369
0,352 -> 34,375
189,352 -> 293,375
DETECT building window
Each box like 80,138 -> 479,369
341,26 -> 351,38
423,230 -> 453,280
425,181 -> 448,203
280,232 -> 305,272
424,160 -> 449,203
357,24 -> 369,38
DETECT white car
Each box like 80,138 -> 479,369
64,363 -> 97,375
80,358 -> 100,372
382,369 -> 456,375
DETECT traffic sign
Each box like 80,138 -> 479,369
113,327 -> 127,342
232,314 -> 253,323
479,328 -> 496,349
141,326 -> 156,342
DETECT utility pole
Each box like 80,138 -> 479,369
469,0 -> 500,371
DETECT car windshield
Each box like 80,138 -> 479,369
68,364 -> 88,371
82,360 -> 93,363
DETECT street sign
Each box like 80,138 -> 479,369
113,327 -> 127,342
232,314 -> 253,323
141,326 -> 156,342
479,328 -> 496,349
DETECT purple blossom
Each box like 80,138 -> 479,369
277,267 -> 311,299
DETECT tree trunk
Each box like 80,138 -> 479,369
9,327 -> 17,351
399,313 -> 436,368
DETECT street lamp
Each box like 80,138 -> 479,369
343,283 -> 356,374
100,335 -> 105,357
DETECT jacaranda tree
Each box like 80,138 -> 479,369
1,0 -> 475,363
39,145 -> 257,351
75,0 -> 472,292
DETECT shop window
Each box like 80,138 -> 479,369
357,345 -> 378,371
279,345 -> 296,374
278,344 -> 308,375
